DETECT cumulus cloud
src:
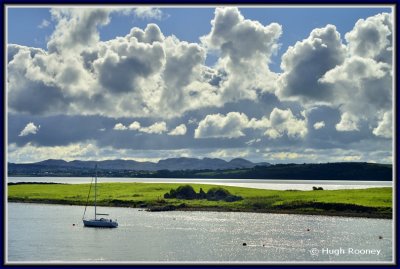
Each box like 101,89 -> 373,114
264,108 -> 308,139
313,121 -> 325,130
159,36 -> 208,113
345,13 -> 392,64
373,111 -> 392,138
93,34 -> 165,94
320,14 -> 392,135
168,124 -> 187,136
8,142 -> 98,163
48,8 -> 112,53
6,8 -> 394,164
320,56 -> 392,120
128,23 -> 165,44
8,9 -> 222,118
113,123 -> 127,130
113,121 -> 167,134
128,121 -> 141,130
276,24 -> 346,104
195,109 -> 307,140
194,112 -> 249,139
19,122 -> 40,136
202,7 -> 282,101
203,7 -> 281,63
140,121 -> 167,134
335,112 -> 359,132
277,12 -> 392,139
133,7 -> 163,20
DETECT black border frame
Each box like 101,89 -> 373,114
1,1 -> 398,267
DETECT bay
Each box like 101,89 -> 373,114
7,203 -> 393,263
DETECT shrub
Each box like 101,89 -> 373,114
164,185 -> 242,202
164,185 -> 197,199
206,187 -> 242,202
312,186 -> 324,190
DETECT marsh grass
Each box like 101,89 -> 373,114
8,183 -> 392,218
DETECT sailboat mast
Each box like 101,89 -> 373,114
94,164 -> 97,220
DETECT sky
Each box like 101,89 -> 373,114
6,6 -> 393,164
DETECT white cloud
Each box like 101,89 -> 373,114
320,56 -> 392,120
113,123 -> 127,130
113,121 -> 168,134
373,111 -> 392,138
38,19 -> 50,29
194,112 -> 249,139
168,124 -> 187,136
7,9 -> 220,119
47,8 -> 112,53
209,148 -> 252,159
128,121 -> 141,130
345,13 -> 392,64
19,122 -> 40,137
276,24 -> 346,104
8,142 -> 98,163
201,7 -> 282,101
276,12 -> 392,138
261,147 -> 390,164
335,112 -> 359,132
140,121 -> 167,134
245,138 -> 261,145
6,9 -> 393,165
264,151 -> 314,161
133,7 -> 163,20
342,155 -> 362,161
195,108 -> 307,140
313,121 -> 325,130
264,108 -> 308,139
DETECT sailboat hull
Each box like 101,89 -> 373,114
83,219 -> 118,228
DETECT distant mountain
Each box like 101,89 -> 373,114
7,160 -> 392,181
8,157 -> 271,174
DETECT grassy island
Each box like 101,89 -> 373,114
8,183 -> 392,219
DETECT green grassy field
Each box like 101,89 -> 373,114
8,183 -> 392,218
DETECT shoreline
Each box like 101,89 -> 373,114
7,199 -> 392,220
8,183 -> 392,220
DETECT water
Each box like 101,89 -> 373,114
7,177 -> 392,190
7,203 -> 393,263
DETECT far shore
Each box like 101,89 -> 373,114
7,199 -> 392,219
8,182 -> 393,220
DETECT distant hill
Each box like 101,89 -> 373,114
7,159 -> 392,181
8,157 -> 270,175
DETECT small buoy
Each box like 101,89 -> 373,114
262,244 -> 265,247
243,243 -> 247,246
379,236 -> 383,239
72,224 -> 75,226
306,228 -> 310,231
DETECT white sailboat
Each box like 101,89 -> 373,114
82,165 -> 118,228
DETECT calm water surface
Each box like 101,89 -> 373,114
7,177 -> 392,190
7,203 -> 393,263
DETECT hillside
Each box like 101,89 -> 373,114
8,157 -> 269,175
7,160 -> 392,181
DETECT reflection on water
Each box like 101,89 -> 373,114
7,177 -> 392,190
7,203 -> 393,263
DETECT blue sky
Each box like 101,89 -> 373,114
7,6 -> 393,164
8,7 -> 391,72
